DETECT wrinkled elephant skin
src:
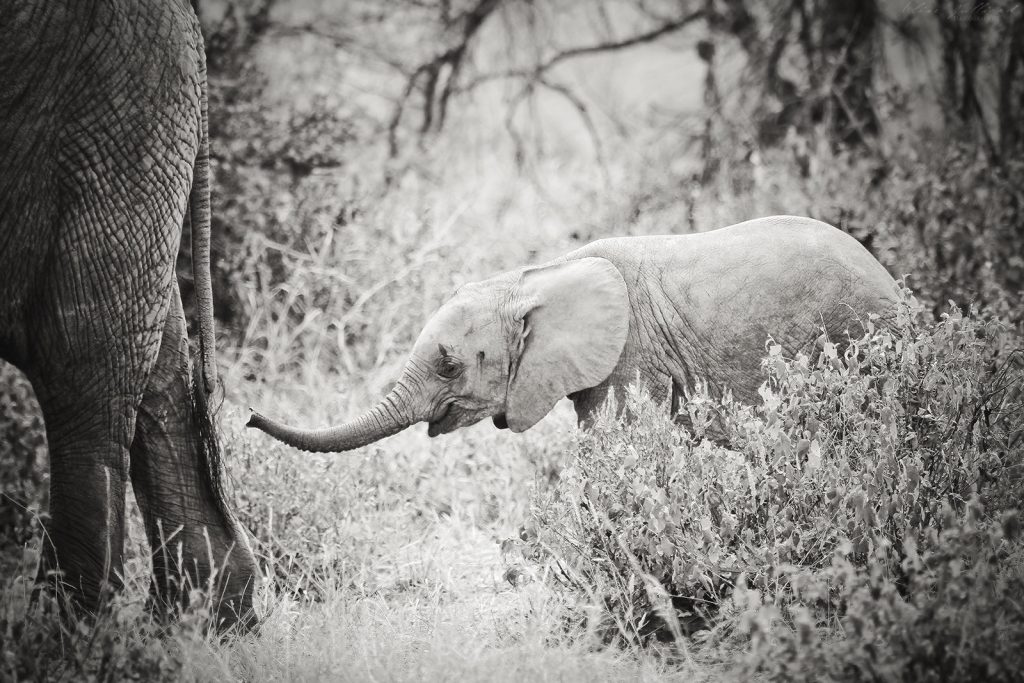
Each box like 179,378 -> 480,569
250,216 -> 900,452
0,1 -> 257,627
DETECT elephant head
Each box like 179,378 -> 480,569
248,257 -> 629,452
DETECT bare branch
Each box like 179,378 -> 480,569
503,83 -> 534,168
539,9 -> 703,72
457,10 -> 704,96
388,62 -> 433,158
269,23 -> 408,74
535,77 -> 610,185
386,0 -> 503,157
390,4 -> 704,159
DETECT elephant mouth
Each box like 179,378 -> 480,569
428,401 -> 498,437
427,403 -> 458,437
492,413 -> 509,430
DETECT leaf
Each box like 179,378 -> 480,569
623,445 -> 639,469
806,440 -> 822,473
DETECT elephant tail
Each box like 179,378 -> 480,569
190,42 -> 217,395
185,14 -> 240,566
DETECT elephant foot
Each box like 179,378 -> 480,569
145,564 -> 259,632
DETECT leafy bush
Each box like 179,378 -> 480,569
833,142 -> 1024,318
0,363 -> 46,575
525,291 -> 1024,676
736,500 -> 1024,682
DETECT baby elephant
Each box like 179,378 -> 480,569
249,215 -> 898,451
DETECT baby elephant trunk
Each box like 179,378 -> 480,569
247,388 -> 417,453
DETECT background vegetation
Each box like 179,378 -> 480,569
2,0 -> 1022,679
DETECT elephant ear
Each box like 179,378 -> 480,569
505,257 -> 629,432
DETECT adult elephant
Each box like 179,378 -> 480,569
0,1 -> 257,626
249,216 -> 900,451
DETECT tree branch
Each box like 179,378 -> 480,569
458,9 -> 704,92
536,76 -> 610,184
537,9 -> 703,73
389,5 -> 705,160
386,0 -> 503,157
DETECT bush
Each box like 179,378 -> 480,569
0,363 -> 46,575
839,142 -> 1024,319
736,500 -> 1024,682
524,290 -> 1024,675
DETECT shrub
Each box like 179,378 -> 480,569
736,500 -> 1024,682
524,290 -> 1024,674
857,143 -> 1024,318
0,363 -> 46,575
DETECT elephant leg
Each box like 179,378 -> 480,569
28,316 -> 162,611
31,397 -> 130,609
24,171 -> 180,612
666,378 -> 701,438
130,286 -> 258,628
571,384 -> 619,428
670,379 -> 686,420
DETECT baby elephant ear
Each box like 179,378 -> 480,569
506,257 -> 629,432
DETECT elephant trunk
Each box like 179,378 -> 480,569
247,386 -> 420,453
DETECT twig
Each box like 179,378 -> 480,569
458,10 -> 704,93
535,76 -> 610,185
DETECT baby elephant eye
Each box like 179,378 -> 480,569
438,357 -> 463,379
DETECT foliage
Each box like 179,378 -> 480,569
525,292 -> 1024,678
869,144 -> 1024,316
0,364 -> 46,575
737,503 -> 1024,682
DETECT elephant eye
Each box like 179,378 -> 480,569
437,357 -> 463,379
